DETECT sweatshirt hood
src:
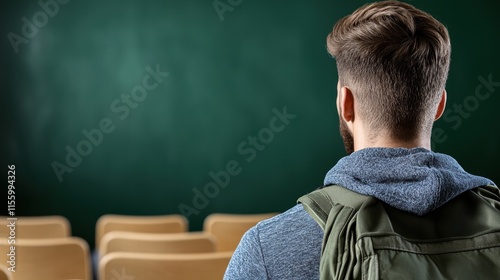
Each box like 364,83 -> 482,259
324,148 -> 495,215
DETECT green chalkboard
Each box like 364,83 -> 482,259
2,0 -> 499,248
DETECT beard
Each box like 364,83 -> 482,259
339,117 -> 354,155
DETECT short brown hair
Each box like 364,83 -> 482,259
327,0 -> 451,141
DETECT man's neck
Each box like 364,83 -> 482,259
353,130 -> 431,151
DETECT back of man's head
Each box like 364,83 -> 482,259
327,0 -> 451,141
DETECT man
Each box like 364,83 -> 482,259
224,1 -> 497,279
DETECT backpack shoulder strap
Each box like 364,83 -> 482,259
298,185 -> 371,230
473,184 -> 500,210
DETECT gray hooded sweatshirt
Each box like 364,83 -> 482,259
224,148 -> 494,279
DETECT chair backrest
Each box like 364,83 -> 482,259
99,252 -> 233,280
99,231 -> 216,256
95,214 -> 187,248
0,237 -> 91,280
0,265 -> 14,280
0,216 -> 71,238
204,213 -> 278,251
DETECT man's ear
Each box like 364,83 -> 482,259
434,90 -> 447,121
339,86 -> 355,122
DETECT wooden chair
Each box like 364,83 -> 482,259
99,251 -> 233,280
204,213 -> 278,251
99,231 -> 216,257
0,237 -> 91,280
0,265 -> 13,280
95,214 -> 187,248
0,215 -> 70,239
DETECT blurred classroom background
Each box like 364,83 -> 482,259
2,0 -> 500,250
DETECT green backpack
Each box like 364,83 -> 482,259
298,185 -> 500,280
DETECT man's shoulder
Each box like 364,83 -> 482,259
225,204 -> 323,279
246,204 -> 323,278
254,204 -> 321,237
